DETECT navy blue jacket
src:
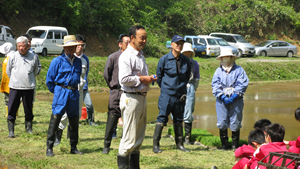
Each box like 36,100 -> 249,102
156,51 -> 191,96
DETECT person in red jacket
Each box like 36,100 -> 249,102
284,107 -> 300,154
234,119 -> 271,162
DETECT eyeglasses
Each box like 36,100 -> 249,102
175,42 -> 184,46
123,41 -> 130,45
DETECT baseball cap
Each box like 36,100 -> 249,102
171,35 -> 185,43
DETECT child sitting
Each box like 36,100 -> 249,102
284,107 -> 300,154
232,128 -> 265,169
235,119 -> 271,162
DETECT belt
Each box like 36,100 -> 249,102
124,91 -> 147,96
57,84 -> 78,90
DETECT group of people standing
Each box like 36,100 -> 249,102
1,24 -> 251,169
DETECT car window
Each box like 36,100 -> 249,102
194,38 -> 206,45
47,31 -> 53,39
186,38 -> 192,44
255,41 -> 270,46
216,39 -> 229,46
227,36 -> 236,43
6,28 -> 13,38
28,30 -> 47,39
62,31 -> 67,38
54,31 -> 61,39
271,42 -> 279,47
233,35 -> 248,43
279,42 -> 288,46
207,38 -> 218,45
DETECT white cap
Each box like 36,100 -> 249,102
216,48 -> 237,60
0,42 -> 15,57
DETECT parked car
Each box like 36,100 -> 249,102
209,33 -> 255,57
254,40 -> 297,57
166,40 -> 172,49
0,25 -> 16,51
184,35 -> 207,56
26,26 -> 68,56
212,36 -> 239,56
197,35 -> 220,56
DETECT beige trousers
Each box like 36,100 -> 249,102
118,93 -> 147,156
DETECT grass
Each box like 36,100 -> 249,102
0,93 -> 238,169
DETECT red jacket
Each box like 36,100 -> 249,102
235,144 -> 255,159
288,136 -> 300,154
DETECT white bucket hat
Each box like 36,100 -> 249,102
0,42 -> 15,57
56,35 -> 85,47
216,48 -> 237,60
181,42 -> 195,58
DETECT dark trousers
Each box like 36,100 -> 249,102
7,88 -> 34,122
108,89 -> 123,117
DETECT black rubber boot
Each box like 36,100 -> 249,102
46,114 -> 62,156
69,116 -> 83,155
173,123 -> 190,152
25,120 -> 33,134
184,123 -> 192,145
54,129 -> 63,147
67,124 -> 70,139
232,130 -> 240,150
7,120 -> 15,138
153,123 -> 164,153
130,152 -> 140,169
117,154 -> 130,169
102,113 -> 119,154
219,129 -> 228,150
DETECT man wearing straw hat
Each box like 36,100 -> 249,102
45,35 -> 84,156
212,48 -> 249,150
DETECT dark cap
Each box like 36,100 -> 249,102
118,34 -> 129,42
171,35 -> 185,43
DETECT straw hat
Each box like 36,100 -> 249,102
0,42 -> 15,57
181,42 -> 195,58
56,35 -> 85,47
216,48 -> 237,60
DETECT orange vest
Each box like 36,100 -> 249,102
0,57 -> 10,93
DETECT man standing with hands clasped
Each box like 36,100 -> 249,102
117,25 -> 156,169
153,35 -> 191,153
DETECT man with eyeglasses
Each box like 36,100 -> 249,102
103,34 -> 130,154
153,35 -> 191,153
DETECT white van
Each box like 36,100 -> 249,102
197,35 -> 220,56
209,33 -> 255,57
0,25 -> 16,51
26,26 -> 68,56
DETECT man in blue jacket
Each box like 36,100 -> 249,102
45,35 -> 83,157
153,35 -> 191,153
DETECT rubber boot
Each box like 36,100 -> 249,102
54,129 -> 63,146
153,123 -> 164,153
184,123 -> 192,145
25,120 -> 33,134
232,130 -> 240,150
46,114 -> 62,156
7,120 -> 15,138
69,116 -> 83,155
130,152 -> 140,169
173,123 -> 190,152
102,113 -> 119,154
67,124 -> 70,139
219,129 -> 228,150
117,154 -> 130,169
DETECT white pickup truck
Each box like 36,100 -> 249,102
0,25 -> 16,51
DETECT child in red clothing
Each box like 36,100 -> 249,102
284,107 -> 300,154
237,123 -> 294,169
235,119 -> 271,162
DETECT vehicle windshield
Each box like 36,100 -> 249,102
234,35 -> 248,43
207,38 -> 218,45
27,30 -> 47,39
216,39 -> 229,46
194,38 -> 205,45
255,41 -> 270,47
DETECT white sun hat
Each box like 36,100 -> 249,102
0,42 -> 15,57
216,48 -> 237,60
181,42 -> 195,58
56,35 -> 85,47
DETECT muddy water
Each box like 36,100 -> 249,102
37,82 -> 300,141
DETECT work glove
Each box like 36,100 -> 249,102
228,93 -> 239,103
220,94 -> 231,105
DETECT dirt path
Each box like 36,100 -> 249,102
242,58 -> 300,62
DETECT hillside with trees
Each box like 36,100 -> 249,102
1,0 -> 300,57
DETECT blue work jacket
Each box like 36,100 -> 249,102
156,51 -> 191,96
46,53 -> 82,93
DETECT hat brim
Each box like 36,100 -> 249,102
56,42 -> 85,47
216,54 -> 237,60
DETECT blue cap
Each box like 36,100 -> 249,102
171,35 -> 185,43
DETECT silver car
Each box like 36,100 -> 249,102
213,37 -> 239,56
255,40 -> 297,57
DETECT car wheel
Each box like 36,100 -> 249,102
42,48 -> 47,57
287,51 -> 293,58
260,51 -> 267,57
238,49 -> 242,57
